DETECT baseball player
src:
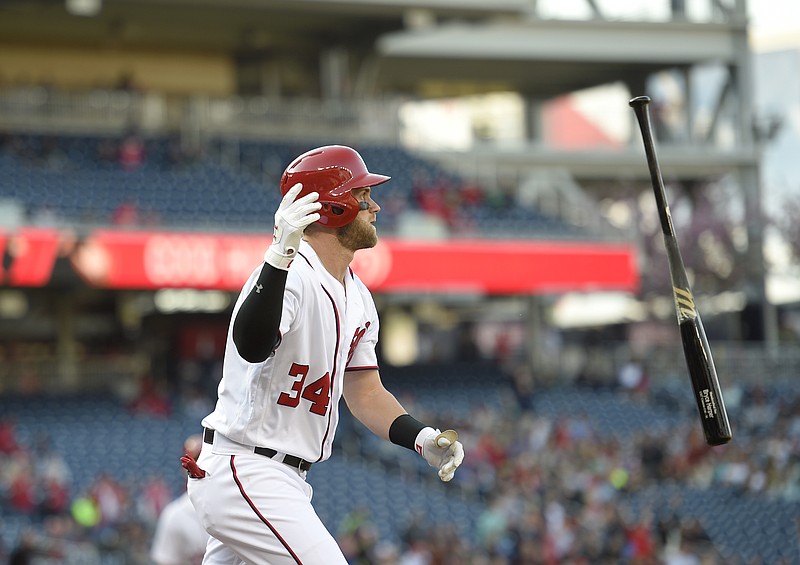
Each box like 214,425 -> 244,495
150,434 -> 210,565
184,145 -> 465,565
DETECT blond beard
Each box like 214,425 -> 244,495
337,215 -> 378,251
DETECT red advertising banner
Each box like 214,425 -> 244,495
352,239 -> 638,294
0,227 -> 62,287
73,230 -> 269,290
72,230 -> 638,294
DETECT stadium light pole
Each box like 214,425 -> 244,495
732,4 -> 777,349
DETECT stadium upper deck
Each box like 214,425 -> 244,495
0,0 -> 771,337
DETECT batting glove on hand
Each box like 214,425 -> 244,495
264,183 -> 321,270
416,428 -> 465,482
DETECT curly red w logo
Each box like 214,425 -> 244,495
346,322 -> 371,366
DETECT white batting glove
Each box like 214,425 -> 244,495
264,183 -> 321,270
415,428 -> 465,482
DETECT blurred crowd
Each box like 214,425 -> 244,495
1,364 -> 798,565
336,365 -> 800,565
0,417 -> 173,564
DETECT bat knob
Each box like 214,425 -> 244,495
629,95 -> 651,108
435,429 -> 458,447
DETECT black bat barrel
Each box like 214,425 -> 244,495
679,320 -> 733,445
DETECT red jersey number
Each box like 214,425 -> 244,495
277,363 -> 330,416
302,373 -> 331,416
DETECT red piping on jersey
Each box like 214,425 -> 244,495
318,284 -> 340,463
298,252 -> 314,269
345,365 -> 379,372
229,456 -> 304,564
297,250 -> 340,463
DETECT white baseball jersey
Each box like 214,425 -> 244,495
202,240 -> 380,463
150,492 -> 209,565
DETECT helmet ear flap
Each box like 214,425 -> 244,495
325,203 -> 346,217
316,201 -> 350,226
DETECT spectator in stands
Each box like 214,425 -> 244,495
640,432 -> 667,481
116,520 -> 151,565
663,538 -> 701,565
127,374 -> 171,417
69,492 -> 101,530
336,507 -> 380,565
622,511 -> 657,562
742,385 -> 776,434
411,170 -> 472,232
111,199 -> 140,226
0,417 -> 20,454
37,135 -> 70,170
150,434 -> 209,565
456,322 -> 481,362
33,434 -> 71,518
118,131 -> 146,171
95,137 -> 118,165
136,473 -> 171,525
476,493 -> 511,551
398,512 -> 435,564
617,356 -> 648,397
655,494 -> 683,551
39,477 -> 70,519
88,473 -> 128,529
8,454 -> 37,515
7,530 -> 44,565
510,364 -> 536,411
459,179 -> 484,209
165,132 -> 205,172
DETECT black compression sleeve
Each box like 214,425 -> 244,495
232,263 -> 288,363
389,414 -> 428,451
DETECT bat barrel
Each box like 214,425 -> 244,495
680,305 -> 733,445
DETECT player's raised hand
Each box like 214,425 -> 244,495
416,428 -> 465,482
264,183 -> 321,270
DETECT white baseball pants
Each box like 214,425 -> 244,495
187,448 -> 348,565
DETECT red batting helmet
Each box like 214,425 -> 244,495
279,145 -> 391,228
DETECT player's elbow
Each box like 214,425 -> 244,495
237,347 -> 269,364
233,326 -> 278,363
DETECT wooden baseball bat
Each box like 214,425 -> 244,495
629,95 -> 732,446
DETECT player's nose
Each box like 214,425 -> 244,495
360,196 -> 380,213
368,195 -> 380,213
